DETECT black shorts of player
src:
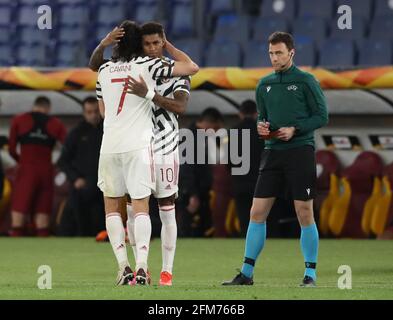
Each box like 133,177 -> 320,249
254,145 -> 316,201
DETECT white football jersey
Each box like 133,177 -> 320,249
153,58 -> 191,155
96,56 -> 174,154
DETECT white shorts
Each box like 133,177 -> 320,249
97,147 -> 155,199
153,150 -> 179,199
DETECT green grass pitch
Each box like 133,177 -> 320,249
0,238 -> 392,300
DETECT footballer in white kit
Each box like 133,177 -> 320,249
96,55 -> 174,200
91,20 -> 198,287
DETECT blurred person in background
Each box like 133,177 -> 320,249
57,96 -> 104,237
0,99 -> 5,200
8,96 -> 67,236
230,100 -> 264,237
210,119 -> 232,237
0,153 -> 3,200
178,107 -> 223,237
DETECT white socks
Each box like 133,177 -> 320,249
159,205 -> 177,274
126,203 -> 177,274
106,213 -> 129,270
126,203 -> 137,263
134,213 -> 151,272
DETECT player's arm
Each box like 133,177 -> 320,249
126,75 -> 190,115
8,117 -> 19,162
96,79 -> 105,118
98,100 -> 105,118
88,27 -> 125,71
153,90 -> 189,115
165,39 -> 199,76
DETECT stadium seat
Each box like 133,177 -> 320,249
0,5 -> 12,27
209,0 -> 236,15
361,176 -> 384,236
374,0 -> 393,18
369,17 -> 393,39
243,41 -> 270,68
55,43 -> 86,67
57,0 -> 85,4
174,38 -> 203,66
134,3 -> 160,23
19,26 -> 51,45
16,44 -> 46,66
318,38 -> 355,67
329,16 -> 367,41
17,5 -> 40,26
58,4 -> 89,27
294,41 -> 316,66
260,0 -> 296,19
19,0 -> 52,4
0,45 -> 13,66
213,14 -> 250,46
205,40 -> 241,67
298,0 -> 334,19
328,152 -> 384,238
336,0 -> 372,20
171,3 -> 194,37
369,163 -> 393,236
97,3 -> 126,25
292,17 -> 327,43
252,17 -> 289,42
57,25 -> 86,44
0,26 -> 11,43
358,39 -> 392,67
97,0 -> 127,4
315,150 -> 341,236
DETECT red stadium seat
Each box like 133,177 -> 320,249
370,162 -> 393,236
315,150 -> 341,235
329,152 -> 384,238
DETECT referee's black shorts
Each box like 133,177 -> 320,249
253,145 -> 316,201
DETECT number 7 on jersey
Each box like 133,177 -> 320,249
111,77 -> 129,115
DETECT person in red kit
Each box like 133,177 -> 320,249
8,96 -> 67,237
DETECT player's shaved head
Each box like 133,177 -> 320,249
113,20 -> 142,62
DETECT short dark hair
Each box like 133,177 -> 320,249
113,20 -> 142,62
141,22 -> 164,38
82,96 -> 98,109
239,100 -> 257,116
34,96 -> 51,108
198,107 -> 224,123
268,31 -> 295,51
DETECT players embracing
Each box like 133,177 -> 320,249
90,21 -> 196,286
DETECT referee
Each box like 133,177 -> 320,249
223,32 -> 328,287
